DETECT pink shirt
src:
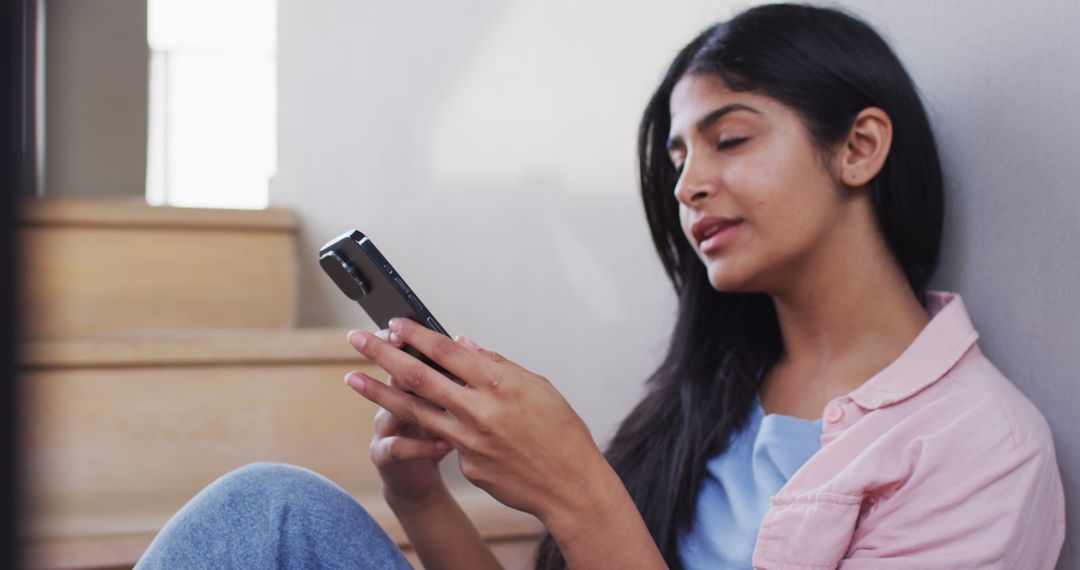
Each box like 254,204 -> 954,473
752,291 -> 1065,569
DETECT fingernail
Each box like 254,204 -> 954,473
349,331 -> 368,349
388,318 -> 403,333
374,329 -> 389,341
389,332 -> 401,345
434,440 -> 450,452
345,372 -> 366,392
459,336 -> 480,350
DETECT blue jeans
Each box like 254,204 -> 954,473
136,462 -> 413,569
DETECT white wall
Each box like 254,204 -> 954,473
273,2 -> 1080,566
271,0 -> 750,448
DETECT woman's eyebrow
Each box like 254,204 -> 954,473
667,103 -> 762,150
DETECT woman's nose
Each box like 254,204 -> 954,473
673,158 -> 718,207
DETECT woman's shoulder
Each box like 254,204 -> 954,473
930,341 -> 1055,453
851,290 -> 1055,454
759,294 -> 1065,568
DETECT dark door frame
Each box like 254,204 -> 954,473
2,0 -> 35,566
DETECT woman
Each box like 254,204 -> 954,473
137,4 -> 1064,569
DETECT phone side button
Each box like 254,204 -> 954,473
407,294 -> 424,311
426,317 -> 449,336
392,276 -> 412,295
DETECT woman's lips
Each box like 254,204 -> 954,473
700,221 -> 742,254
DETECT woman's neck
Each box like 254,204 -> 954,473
760,216 -> 931,419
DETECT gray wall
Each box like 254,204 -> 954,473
44,0 -> 148,197
273,1 -> 1079,566
828,2 -> 1079,566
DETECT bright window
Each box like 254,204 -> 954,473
146,0 -> 276,209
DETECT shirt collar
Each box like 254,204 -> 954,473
846,291 -> 980,411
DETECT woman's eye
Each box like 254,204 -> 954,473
669,154 -> 685,172
716,136 -> 749,150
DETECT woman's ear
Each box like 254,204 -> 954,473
836,107 -> 892,188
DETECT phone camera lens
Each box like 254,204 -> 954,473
339,261 -> 369,296
321,251 -> 370,298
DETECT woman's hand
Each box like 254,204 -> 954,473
344,319 -> 614,527
364,330 -> 454,506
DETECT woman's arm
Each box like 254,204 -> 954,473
539,458 -> 665,569
384,481 -> 501,570
382,443 -> 663,570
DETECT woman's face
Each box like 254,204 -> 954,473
667,73 -> 850,294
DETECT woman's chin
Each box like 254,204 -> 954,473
706,267 -> 752,293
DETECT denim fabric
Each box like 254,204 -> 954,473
136,462 -> 413,570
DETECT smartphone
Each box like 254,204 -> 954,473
319,230 -> 457,381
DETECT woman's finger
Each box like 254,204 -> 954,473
375,329 -> 406,348
383,319 -> 504,391
373,407 -> 405,437
389,375 -> 448,412
348,330 -> 474,415
388,375 -> 419,396
345,370 -> 459,438
375,407 -> 436,441
371,435 -> 452,466
375,392 -> 438,441
456,335 -> 536,380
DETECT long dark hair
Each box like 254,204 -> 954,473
536,4 -> 944,568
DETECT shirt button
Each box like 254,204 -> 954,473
824,403 -> 844,424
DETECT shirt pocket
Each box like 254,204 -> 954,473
753,492 -> 862,569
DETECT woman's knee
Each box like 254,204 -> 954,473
138,463 -> 406,568
215,462 -> 331,497
210,462 -> 359,514
208,463 -> 408,567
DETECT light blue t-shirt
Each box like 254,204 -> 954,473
679,396 -> 823,569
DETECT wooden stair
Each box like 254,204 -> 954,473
19,198 -> 299,336
18,199 -> 544,569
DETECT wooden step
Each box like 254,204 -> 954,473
23,485 -> 548,570
19,198 -> 299,336
21,328 -> 544,568
24,487 -> 545,570
22,329 -> 382,524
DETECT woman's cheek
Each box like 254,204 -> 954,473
679,209 -> 697,248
